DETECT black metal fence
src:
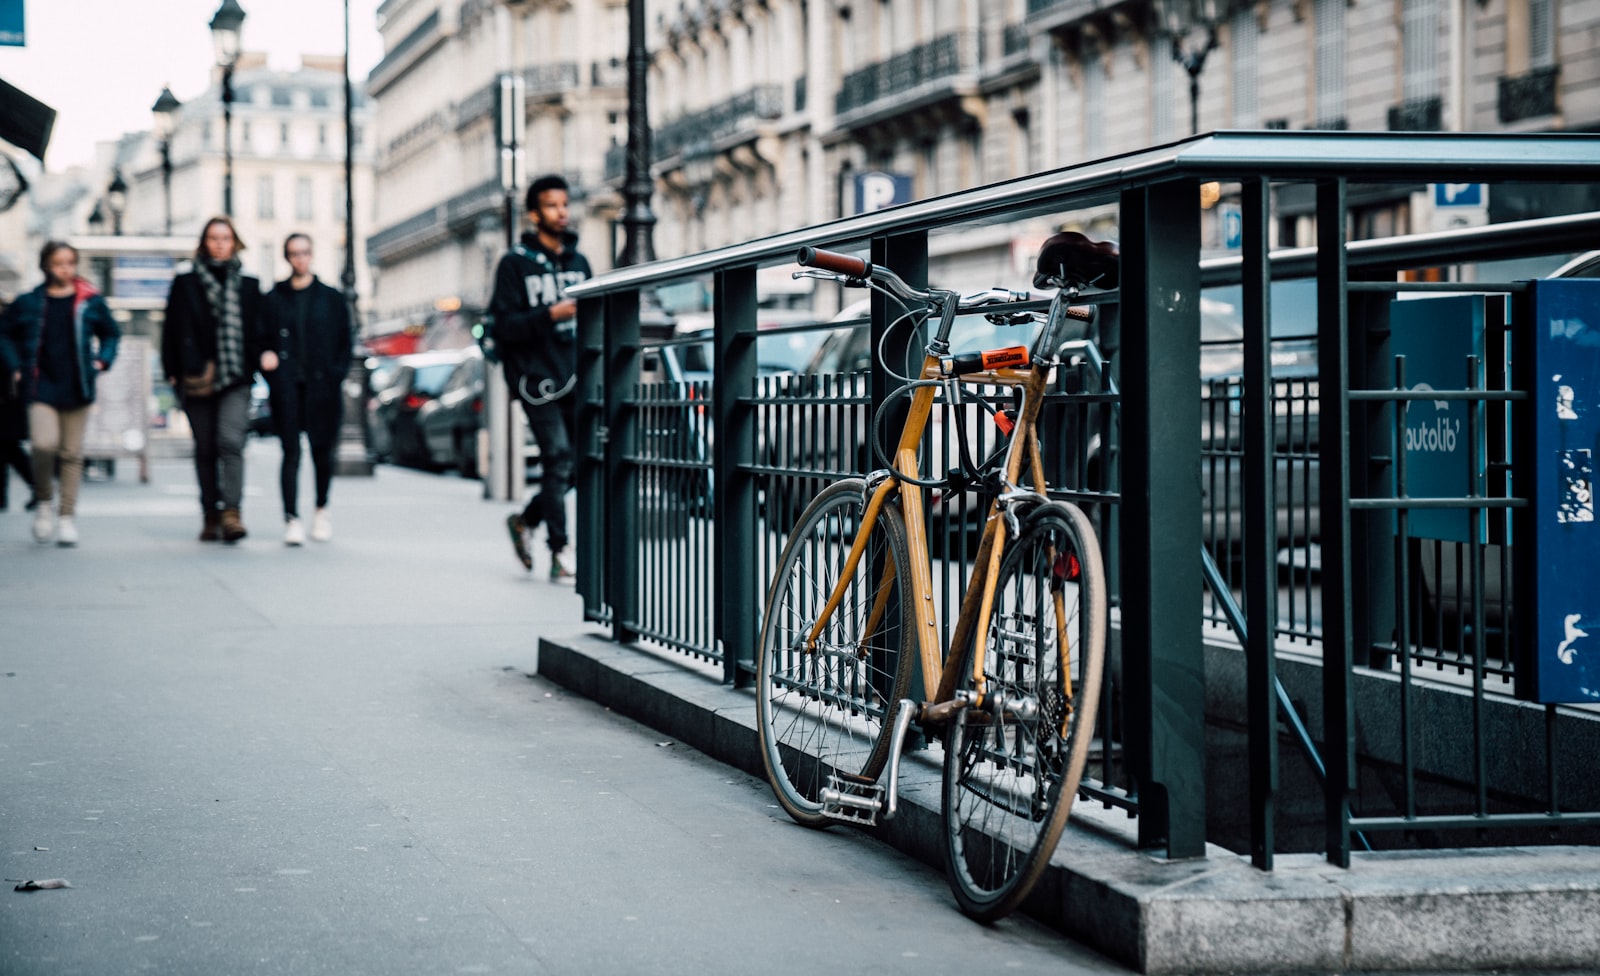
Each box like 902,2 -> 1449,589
568,131 -> 1600,869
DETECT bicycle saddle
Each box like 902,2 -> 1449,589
1033,232 -> 1119,291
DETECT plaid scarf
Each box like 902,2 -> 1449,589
200,257 -> 245,388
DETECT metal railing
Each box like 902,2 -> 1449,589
567,130 -> 1600,869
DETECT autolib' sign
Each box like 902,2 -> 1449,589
0,0 -> 23,46
1390,295 -> 1485,543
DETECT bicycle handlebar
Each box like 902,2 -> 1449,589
795,246 -> 869,278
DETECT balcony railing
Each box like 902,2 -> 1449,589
526,62 -> 581,97
1387,96 -> 1442,132
1498,65 -> 1560,123
656,85 -> 784,161
835,31 -> 978,119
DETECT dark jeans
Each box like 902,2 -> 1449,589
274,382 -> 336,520
0,436 -> 31,508
519,395 -> 575,553
185,383 -> 250,513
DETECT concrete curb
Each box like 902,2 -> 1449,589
539,631 -> 1600,973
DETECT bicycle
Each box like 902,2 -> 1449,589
755,232 -> 1118,921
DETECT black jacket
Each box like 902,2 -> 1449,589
259,277 -> 352,445
160,267 -> 263,395
0,279 -> 121,406
489,230 -> 592,405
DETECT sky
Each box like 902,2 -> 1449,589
0,0 -> 384,173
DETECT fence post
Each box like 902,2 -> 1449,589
576,294 -> 607,619
1316,178 -> 1356,867
1120,180 -> 1207,859
714,266 -> 759,685
605,289 -> 642,644
1240,177 -> 1280,869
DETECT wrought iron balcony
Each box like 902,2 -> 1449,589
526,62 -> 580,98
1387,96 -> 1442,132
1003,23 -> 1031,60
834,31 -> 979,124
1498,66 -> 1559,123
655,85 -> 784,161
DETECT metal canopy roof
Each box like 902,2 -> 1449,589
571,129 -> 1600,298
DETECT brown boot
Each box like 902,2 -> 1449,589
220,508 -> 247,543
200,512 -> 222,542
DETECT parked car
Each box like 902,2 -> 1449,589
368,349 -> 467,468
415,348 -> 486,476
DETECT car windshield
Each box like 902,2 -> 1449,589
412,363 -> 457,396
679,330 -> 829,376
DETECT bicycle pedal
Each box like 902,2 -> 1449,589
819,774 -> 885,826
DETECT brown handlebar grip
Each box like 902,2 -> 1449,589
796,246 -> 870,278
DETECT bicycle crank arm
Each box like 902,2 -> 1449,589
881,698 -> 920,822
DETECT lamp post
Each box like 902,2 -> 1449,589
336,0 -> 373,477
617,0 -> 656,266
106,168 -> 128,237
87,200 -> 105,236
209,0 -> 246,216
152,85 -> 180,235
1159,0 -> 1220,136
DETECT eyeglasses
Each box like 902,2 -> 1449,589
287,249 -> 312,258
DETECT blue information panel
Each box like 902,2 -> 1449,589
1527,279 -> 1600,703
0,0 -> 21,46
1390,295 -> 1485,542
111,255 -> 176,301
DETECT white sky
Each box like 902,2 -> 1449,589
0,0 -> 384,172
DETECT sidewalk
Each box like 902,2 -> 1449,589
536,636 -> 1600,974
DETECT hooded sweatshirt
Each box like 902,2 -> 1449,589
488,229 -> 592,406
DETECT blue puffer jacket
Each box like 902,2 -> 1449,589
0,278 -> 121,405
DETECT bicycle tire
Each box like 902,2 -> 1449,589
941,500 -> 1106,921
756,478 -> 918,828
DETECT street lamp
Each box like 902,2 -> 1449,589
106,168 -> 128,236
210,0 -> 246,216
87,199 -> 106,235
617,0 -> 656,266
335,0 -> 374,477
1157,0 -> 1220,136
152,85 -> 180,235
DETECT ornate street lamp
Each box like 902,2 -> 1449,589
335,0 -> 374,477
106,168 -> 128,237
617,0 -> 656,266
1157,0 -> 1220,136
152,85 -> 180,235
87,199 -> 106,235
210,0 -> 246,215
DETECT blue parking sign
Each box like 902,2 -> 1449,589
1433,183 -> 1484,207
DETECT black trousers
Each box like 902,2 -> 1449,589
0,436 -> 32,507
275,382 -> 336,520
518,395 -> 575,553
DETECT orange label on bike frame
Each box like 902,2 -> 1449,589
980,346 -> 1029,370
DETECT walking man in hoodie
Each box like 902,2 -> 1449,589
492,174 -> 592,580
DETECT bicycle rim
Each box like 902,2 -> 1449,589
756,479 -> 917,827
941,501 -> 1106,920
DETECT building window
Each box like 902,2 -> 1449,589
333,185 -> 346,221
318,123 -> 328,148
1083,50 -> 1105,159
1529,0 -> 1554,68
1401,0 -> 1439,103
1152,37 -> 1177,141
1231,6 -> 1258,128
241,120 -> 252,147
280,122 -> 291,148
258,175 -> 275,219
271,87 -> 292,108
296,177 -> 314,220
1313,0 -> 1345,127
310,89 -> 329,108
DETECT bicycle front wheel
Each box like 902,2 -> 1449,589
756,478 -> 918,828
942,500 -> 1106,921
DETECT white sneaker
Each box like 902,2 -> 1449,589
32,505 -> 54,543
284,517 -> 305,546
310,508 -> 332,542
56,516 -> 78,547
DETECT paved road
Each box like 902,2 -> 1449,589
1,439 -> 1125,975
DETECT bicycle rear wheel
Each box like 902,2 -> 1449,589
941,500 -> 1106,921
756,478 -> 918,827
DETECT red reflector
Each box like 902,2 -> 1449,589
1053,552 -> 1080,581
404,394 -> 428,410
472,398 -> 483,414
